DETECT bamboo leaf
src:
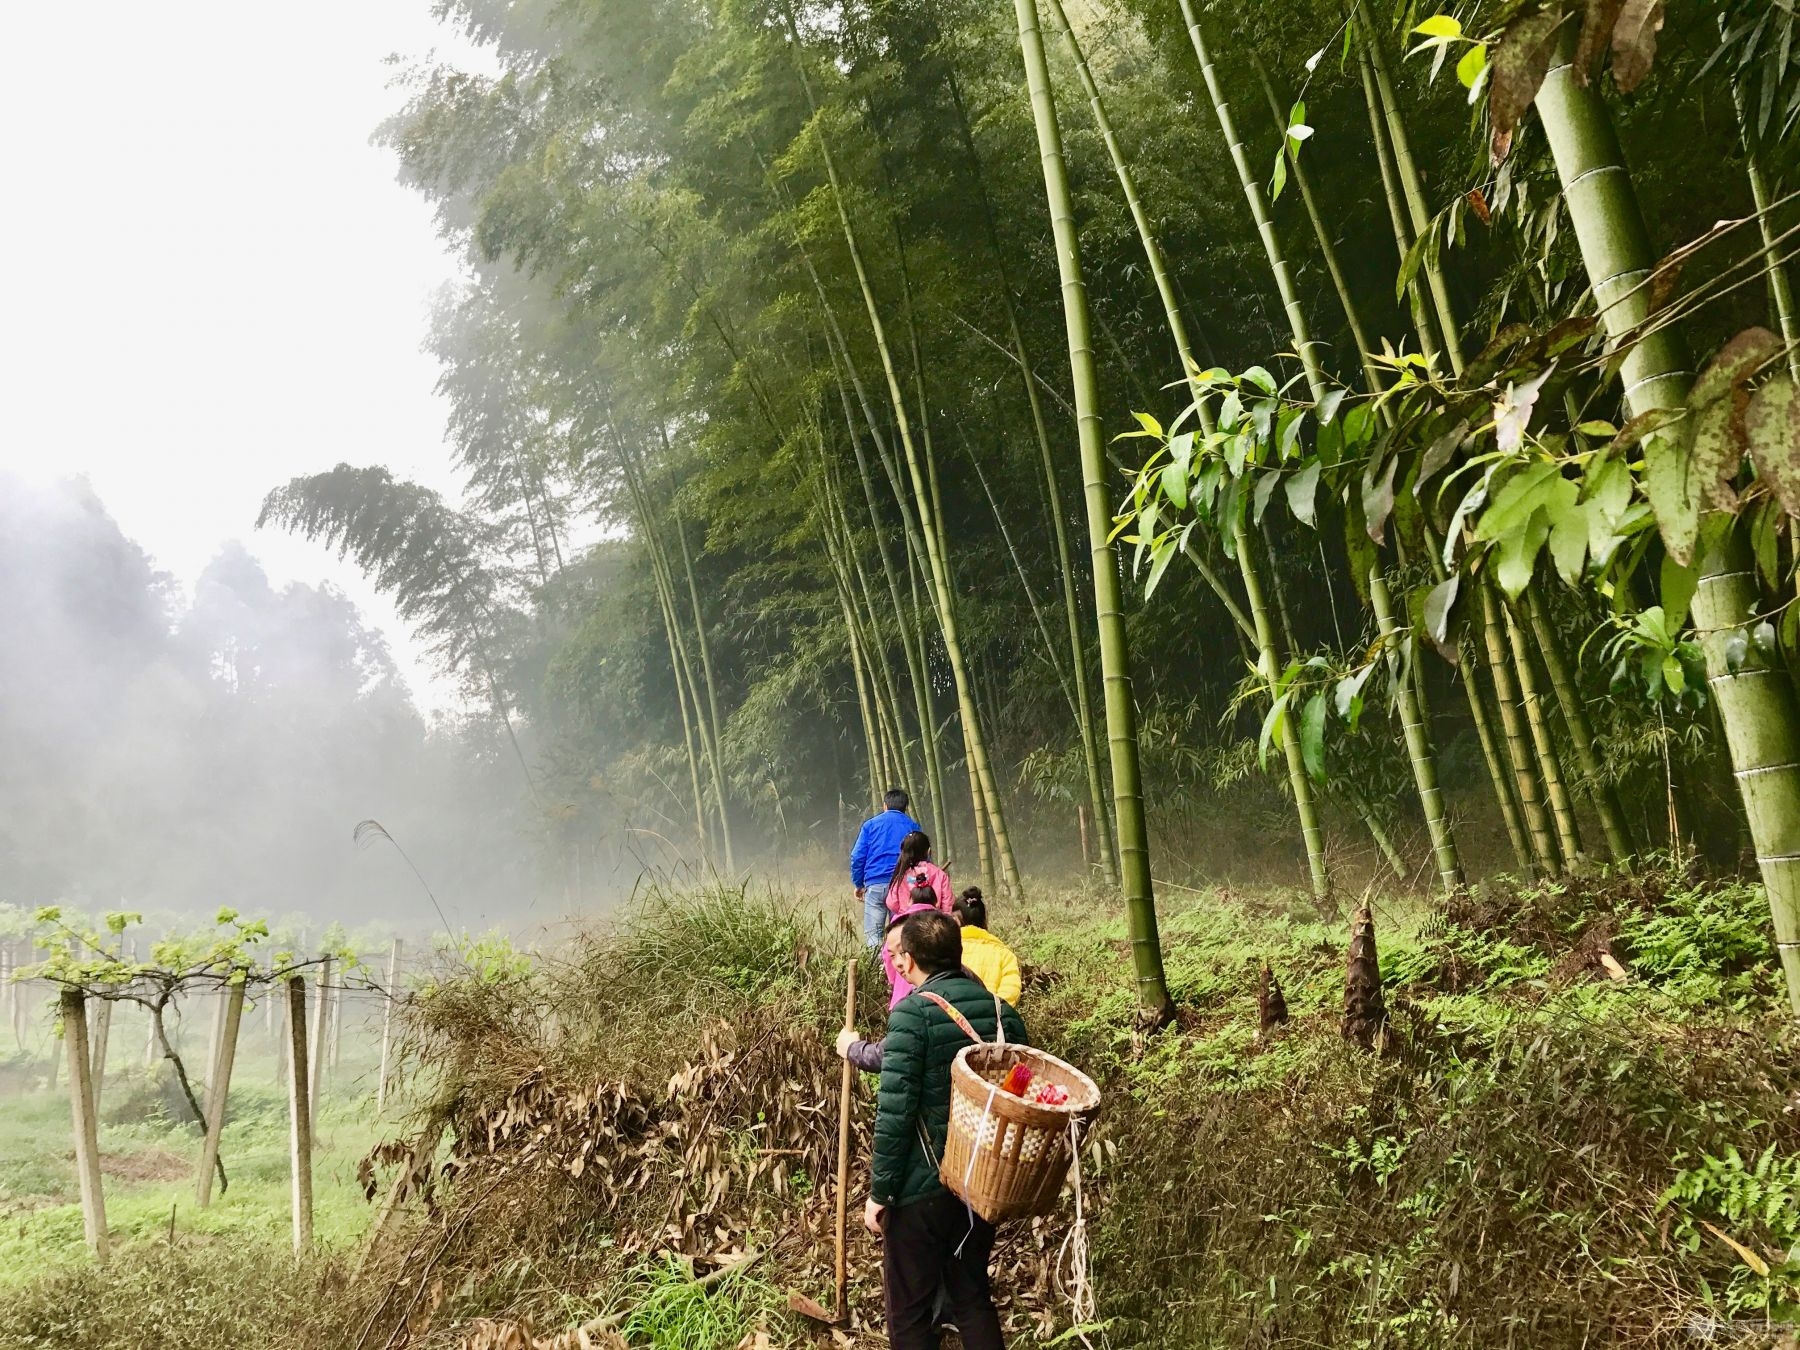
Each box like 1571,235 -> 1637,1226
1747,374 -> 1800,514
1413,15 -> 1463,39
1611,0 -> 1666,94
1692,327 -> 1783,409
1612,405 -> 1685,453
1362,456 -> 1400,544
1494,506 -> 1552,597
1159,457 -> 1190,510
1577,0 -> 1627,83
1474,462 -> 1560,542
1417,417 -> 1470,492
1300,691 -> 1328,783
1253,469 -> 1281,524
1488,9 -> 1562,163
1457,42 -> 1489,91
1643,427 -> 1700,564
1285,460 -> 1321,528
1423,576 -> 1461,647
1269,144 -> 1289,201
1258,691 -> 1291,768
1317,388 -> 1346,426
1547,494 -> 1591,585
1661,554 -> 1698,633
1687,391 -> 1747,515
1396,227 -> 1431,301
1145,537 -> 1178,598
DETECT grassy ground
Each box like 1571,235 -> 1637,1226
4,868 -> 1798,1348
0,999 -> 392,1285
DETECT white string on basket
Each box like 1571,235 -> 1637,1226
1055,1116 -> 1099,1349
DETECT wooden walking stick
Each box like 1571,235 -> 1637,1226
788,957 -> 858,1326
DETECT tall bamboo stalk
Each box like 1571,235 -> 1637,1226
1357,1 -> 1466,372
1733,84 -> 1800,380
1480,577 -> 1558,872
830,363 -> 946,843
1370,571 -> 1462,890
1047,0 -> 1334,903
1013,0 -> 1171,1013
1525,591 -> 1633,862
944,68 -> 1117,883
1504,601 -> 1581,864
1358,44 -> 1443,367
782,35 -> 1023,897
1535,30 -> 1800,1006
674,508 -> 736,870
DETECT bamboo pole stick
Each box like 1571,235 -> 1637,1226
308,956 -> 331,1131
196,981 -> 245,1208
286,975 -> 313,1254
61,991 -> 108,1259
377,939 -> 402,1115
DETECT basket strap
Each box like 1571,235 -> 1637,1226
917,991 -> 982,1044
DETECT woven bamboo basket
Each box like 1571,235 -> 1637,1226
938,1042 -> 1100,1224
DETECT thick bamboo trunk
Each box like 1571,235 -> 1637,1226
1535,32 -> 1800,1006
1013,0 -> 1171,1014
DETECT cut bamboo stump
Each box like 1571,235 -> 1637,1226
60,991 -> 108,1259
376,939 -> 401,1114
196,982 -> 245,1208
285,975 -> 313,1253
308,956 -> 331,1130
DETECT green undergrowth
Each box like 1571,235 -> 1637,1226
5,868 -> 1798,1348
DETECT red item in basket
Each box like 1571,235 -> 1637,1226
1034,1083 -> 1069,1106
1000,1062 -> 1034,1096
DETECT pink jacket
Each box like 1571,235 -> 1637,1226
884,860 -> 954,919
881,878 -> 955,1010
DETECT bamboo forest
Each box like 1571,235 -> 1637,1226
6,0 -> 1800,1345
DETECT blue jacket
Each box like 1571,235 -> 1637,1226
849,808 -> 921,889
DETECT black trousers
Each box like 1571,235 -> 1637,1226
882,1189 -> 1004,1350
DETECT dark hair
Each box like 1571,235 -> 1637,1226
952,891 -> 987,930
909,882 -> 937,908
898,910 -> 962,976
886,830 -> 932,892
883,788 -> 910,812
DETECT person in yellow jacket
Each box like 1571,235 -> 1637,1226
951,887 -> 1021,1006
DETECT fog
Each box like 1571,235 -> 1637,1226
0,474 -> 543,932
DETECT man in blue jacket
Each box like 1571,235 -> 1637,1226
850,787 -> 921,946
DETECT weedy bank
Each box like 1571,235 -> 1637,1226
7,869 -> 1798,1349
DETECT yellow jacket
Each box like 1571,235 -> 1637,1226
959,925 -> 1022,1006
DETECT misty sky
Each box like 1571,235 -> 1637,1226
2,3 -> 485,711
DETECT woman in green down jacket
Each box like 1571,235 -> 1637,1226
864,909 -> 1028,1350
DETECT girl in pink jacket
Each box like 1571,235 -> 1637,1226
881,831 -> 954,919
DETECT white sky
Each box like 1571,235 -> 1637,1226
1,2 -> 489,711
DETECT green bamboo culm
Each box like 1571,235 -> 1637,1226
1012,0 -> 1172,1017
1732,79 -> 1800,380
943,70 -> 1118,885
1370,571 -> 1461,891
1524,590 -> 1633,862
777,33 -> 1023,897
1048,0 -> 1338,905
1179,0 -> 1461,892
1356,0 -> 1466,372
675,511 -> 737,872
1462,638 -> 1536,870
1534,29 -> 1800,1008
1480,575 -> 1558,874
1502,598 -> 1581,866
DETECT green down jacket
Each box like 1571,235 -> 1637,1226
871,970 -> 1029,1209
